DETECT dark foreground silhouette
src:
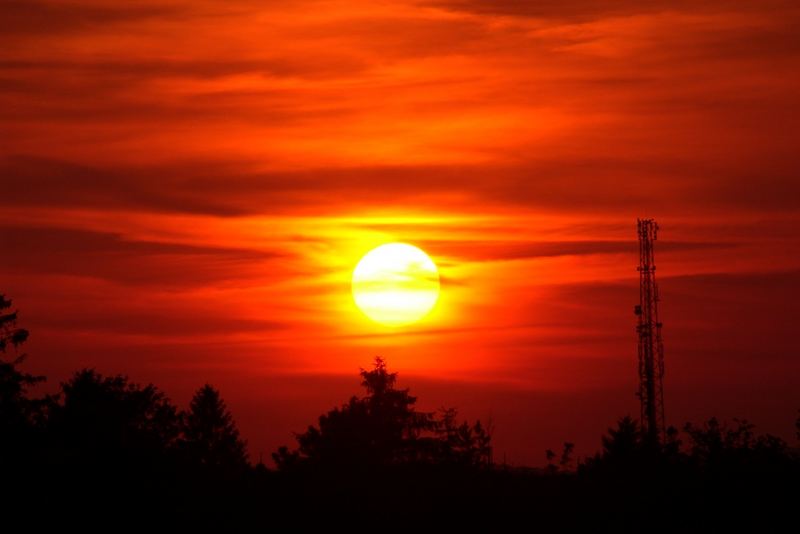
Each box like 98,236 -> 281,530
2,295 -> 798,529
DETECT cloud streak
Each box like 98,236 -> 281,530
1,224 -> 281,286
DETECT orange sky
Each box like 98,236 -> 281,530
2,0 -> 800,464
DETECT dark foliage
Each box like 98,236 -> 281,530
0,294 -> 29,353
0,296 -> 47,458
0,297 -> 251,524
273,357 -> 492,470
49,369 -> 182,457
182,383 -> 249,471
1,296 -> 798,528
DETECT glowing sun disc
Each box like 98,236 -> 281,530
352,243 -> 440,327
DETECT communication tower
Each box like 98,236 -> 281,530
634,219 -> 665,443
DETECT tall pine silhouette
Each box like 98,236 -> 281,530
183,384 -> 248,470
0,294 -> 42,458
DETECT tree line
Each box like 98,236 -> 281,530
2,294 -> 798,527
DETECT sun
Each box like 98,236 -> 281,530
352,243 -> 440,327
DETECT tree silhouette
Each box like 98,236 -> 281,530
435,407 -> 493,466
274,357 -> 492,469
683,417 -> 789,473
2,294 -> 798,527
48,369 -> 181,464
274,357 -> 428,468
559,441 -> 575,471
0,294 -> 29,353
544,442 -> 574,473
0,295 -> 46,458
182,384 -> 248,471
579,416 -> 652,477
601,416 -> 641,460
545,448 -> 557,473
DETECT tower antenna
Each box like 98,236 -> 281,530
634,219 -> 665,443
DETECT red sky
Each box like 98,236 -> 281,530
2,0 -> 799,465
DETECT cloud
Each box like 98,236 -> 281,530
424,0 -> 798,21
0,56 -> 371,85
536,269 -> 800,362
423,239 -> 735,262
33,306 -> 285,337
0,1 -> 183,35
424,0 -> 652,20
0,0 -> 798,471
0,156 -> 251,216
1,223 -> 281,286
2,1 -> 798,211
5,153 -> 800,220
